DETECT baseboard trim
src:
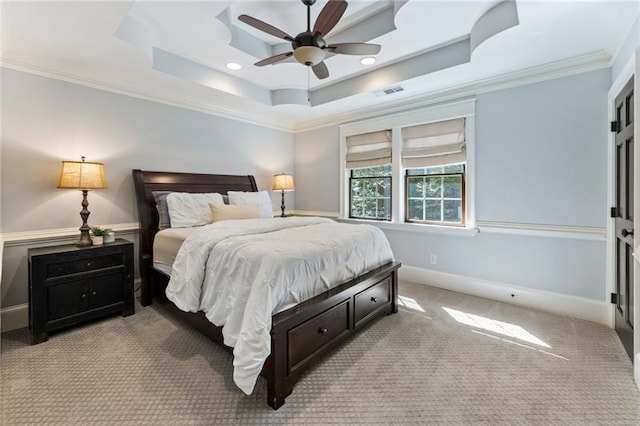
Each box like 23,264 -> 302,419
0,303 -> 29,332
399,265 -> 609,325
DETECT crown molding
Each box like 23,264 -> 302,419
2,49 -> 610,135
0,58 -> 294,133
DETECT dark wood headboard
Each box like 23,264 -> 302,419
132,169 -> 258,305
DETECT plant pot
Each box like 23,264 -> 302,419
91,235 -> 104,246
103,232 -> 115,243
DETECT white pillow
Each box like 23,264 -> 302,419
227,191 -> 273,218
209,203 -> 261,222
166,192 -> 225,227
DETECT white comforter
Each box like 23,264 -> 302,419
165,216 -> 393,394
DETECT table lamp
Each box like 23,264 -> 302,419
272,173 -> 294,217
57,156 -> 108,247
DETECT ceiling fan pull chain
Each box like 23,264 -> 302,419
307,67 -> 311,104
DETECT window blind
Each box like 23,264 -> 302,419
346,130 -> 392,169
401,118 -> 465,168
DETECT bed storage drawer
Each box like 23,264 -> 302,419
354,277 -> 391,326
287,299 -> 350,373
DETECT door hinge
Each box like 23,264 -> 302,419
611,293 -> 618,304
611,207 -> 618,218
611,121 -> 619,132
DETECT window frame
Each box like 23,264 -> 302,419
404,166 -> 466,226
339,99 -> 476,232
348,166 -> 392,221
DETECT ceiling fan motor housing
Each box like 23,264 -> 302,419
292,32 -> 326,65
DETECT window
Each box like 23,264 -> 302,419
350,165 -> 392,220
406,164 -> 464,224
340,99 -> 475,230
345,129 -> 392,220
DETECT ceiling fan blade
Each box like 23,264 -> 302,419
327,42 -> 381,55
312,61 -> 329,79
254,52 -> 293,66
238,14 -> 293,41
313,0 -> 348,37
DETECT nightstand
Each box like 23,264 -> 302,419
28,239 -> 134,344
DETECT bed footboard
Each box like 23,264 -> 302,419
265,261 -> 401,409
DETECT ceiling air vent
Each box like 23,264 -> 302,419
374,85 -> 405,97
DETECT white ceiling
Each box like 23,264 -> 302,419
2,1 -> 639,131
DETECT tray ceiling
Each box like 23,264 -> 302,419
2,1 -> 639,130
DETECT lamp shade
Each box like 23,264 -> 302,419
272,174 -> 294,192
57,157 -> 107,190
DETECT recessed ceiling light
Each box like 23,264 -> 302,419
360,57 -> 376,65
226,62 -> 242,70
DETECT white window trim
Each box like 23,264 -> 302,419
339,98 -> 476,235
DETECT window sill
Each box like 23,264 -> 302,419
336,218 -> 479,237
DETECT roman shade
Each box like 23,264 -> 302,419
401,118 -> 465,168
346,130 -> 392,169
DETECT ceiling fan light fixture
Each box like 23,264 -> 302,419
360,57 -> 376,65
226,62 -> 242,70
293,46 -> 325,66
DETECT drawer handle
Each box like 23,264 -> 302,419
81,293 -> 87,299
86,262 -> 92,267
371,297 -> 378,303
318,327 -> 328,335
92,291 -> 97,296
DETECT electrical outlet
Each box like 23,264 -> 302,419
429,254 -> 437,265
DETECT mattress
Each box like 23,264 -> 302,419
153,227 -> 196,274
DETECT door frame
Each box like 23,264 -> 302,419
606,49 -> 639,389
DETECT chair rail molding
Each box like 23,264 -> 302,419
1,222 -> 139,247
476,220 -> 606,241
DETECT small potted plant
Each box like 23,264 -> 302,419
90,226 -> 109,245
103,228 -> 115,243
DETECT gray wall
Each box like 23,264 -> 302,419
612,15 -> 639,83
475,70 -> 609,227
1,68 -> 295,307
294,125 -> 340,213
294,68 -> 610,301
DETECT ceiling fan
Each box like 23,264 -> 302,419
238,0 -> 381,80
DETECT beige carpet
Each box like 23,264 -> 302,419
2,281 -> 639,425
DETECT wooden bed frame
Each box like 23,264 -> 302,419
132,169 -> 401,409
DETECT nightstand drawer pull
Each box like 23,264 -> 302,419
371,297 -> 377,303
86,262 -> 92,267
92,291 -> 97,296
81,293 -> 87,299
319,327 -> 328,335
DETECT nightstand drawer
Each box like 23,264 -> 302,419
46,253 -> 124,278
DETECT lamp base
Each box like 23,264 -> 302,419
76,189 -> 93,247
280,190 -> 287,217
76,229 -> 93,247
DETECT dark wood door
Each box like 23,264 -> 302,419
613,76 -> 634,360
